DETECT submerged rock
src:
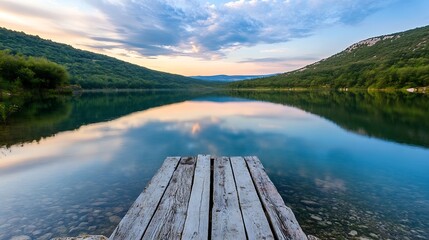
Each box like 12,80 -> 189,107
37,233 -> 53,240
88,226 -> 97,231
369,233 -> 379,238
10,236 -> 31,240
112,207 -> 124,213
310,215 -> 323,221
301,200 -> 319,206
358,237 -> 371,240
108,216 -> 121,224
307,235 -> 321,240
53,235 -> 107,240
56,226 -> 68,234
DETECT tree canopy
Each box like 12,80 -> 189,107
0,27 -> 211,89
0,50 -> 69,90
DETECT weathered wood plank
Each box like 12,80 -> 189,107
211,157 -> 246,239
230,156 -> 274,240
142,157 -> 196,240
109,157 -> 181,240
244,156 -> 308,240
182,154 -> 211,240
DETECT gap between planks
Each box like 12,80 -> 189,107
109,155 -> 309,240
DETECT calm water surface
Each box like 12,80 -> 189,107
0,91 -> 428,240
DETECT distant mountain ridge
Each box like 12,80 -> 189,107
229,25 -> 429,89
191,74 -> 277,82
0,27 -> 210,89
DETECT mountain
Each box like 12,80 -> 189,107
229,25 -> 429,89
0,27 -> 210,89
191,74 -> 277,82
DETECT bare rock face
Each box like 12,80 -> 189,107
52,235 -> 108,240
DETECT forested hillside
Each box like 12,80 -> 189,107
0,28 -> 209,89
229,25 -> 429,89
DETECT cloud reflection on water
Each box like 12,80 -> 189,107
0,100 -> 316,174
315,176 -> 347,192
0,96 -> 429,239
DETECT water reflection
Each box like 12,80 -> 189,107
230,90 -> 429,148
0,91 -> 211,148
3,90 -> 429,149
0,91 -> 428,239
1,99 -> 314,173
315,176 -> 347,192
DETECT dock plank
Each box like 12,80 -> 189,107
244,156 -> 308,240
109,156 -> 181,240
230,156 -> 274,240
212,157 -> 246,239
142,157 -> 196,240
182,155 -> 211,239
110,155 -> 312,240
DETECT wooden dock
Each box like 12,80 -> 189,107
109,155 -> 311,240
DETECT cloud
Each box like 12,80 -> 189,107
0,1 -> 60,20
2,0 -> 398,59
84,0 -> 397,58
86,0 -> 211,56
0,0 -> 112,41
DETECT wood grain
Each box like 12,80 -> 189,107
142,157 -> 196,240
211,157 -> 246,239
230,156 -> 274,240
182,155 -> 211,239
110,155 -> 310,240
109,157 -> 181,240
245,156 -> 308,240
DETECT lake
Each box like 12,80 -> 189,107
0,90 -> 428,240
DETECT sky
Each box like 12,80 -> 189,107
0,0 -> 428,76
